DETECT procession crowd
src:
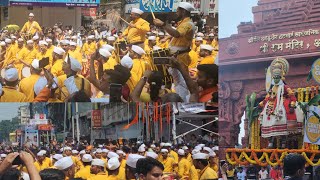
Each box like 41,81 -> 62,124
0,139 -> 218,180
0,2 -> 217,103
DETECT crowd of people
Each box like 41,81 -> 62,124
0,2 -> 217,103
0,140 -> 218,180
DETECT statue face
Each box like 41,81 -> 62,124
273,75 -> 281,84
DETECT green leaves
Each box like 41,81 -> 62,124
308,94 -> 320,106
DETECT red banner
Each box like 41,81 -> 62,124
92,110 -> 102,128
38,124 -> 52,131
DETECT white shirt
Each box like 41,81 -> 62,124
259,170 -> 268,180
237,171 -> 246,180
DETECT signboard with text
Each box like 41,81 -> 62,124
92,110 -> 102,128
304,106 -> 320,145
220,28 -> 320,63
25,130 -> 39,147
140,0 -> 174,13
30,119 -> 48,125
9,0 -> 100,7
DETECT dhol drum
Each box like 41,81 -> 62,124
150,48 -> 173,86
21,66 -> 31,78
115,40 -> 128,57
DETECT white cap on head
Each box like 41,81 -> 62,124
71,36 -> 77,40
96,148 -> 102,153
150,144 -> 156,148
107,151 -> 119,159
200,44 -> 214,52
116,150 -> 124,155
18,38 -> 24,42
65,36 -> 70,39
91,159 -> 105,167
203,147 -> 213,154
53,47 -> 65,56
4,68 -> 19,82
87,35 -> 95,39
160,142 -> 165,147
195,37 -> 203,41
131,45 -> 145,55
209,152 -> 216,157
72,150 -> 79,154
0,41 -> 6,46
54,157 -> 74,170
63,147 -> 72,151
178,149 -> 185,156
27,40 -> 33,44
99,48 -> 111,58
31,59 -> 40,70
33,35 -> 39,40
102,149 -> 109,153
208,33 -> 214,37
148,36 -> 156,41
39,40 -> 48,46
101,44 -> 115,53
120,56 -> 133,69
79,150 -> 86,155
197,32 -> 205,37
152,46 -> 161,51
138,145 -> 145,152
37,151 -> 45,156
212,146 -> 219,151
158,32 -> 165,36
10,35 -> 16,39
178,2 -> 195,12
191,149 -> 200,155
182,146 -> 188,150
126,154 -> 145,168
98,145 -> 103,148
131,8 -> 143,15
198,144 -> 205,148
192,152 -> 209,160
5,39 -> 11,44
82,154 -> 93,162
45,38 -> 52,42
69,42 -> 77,46
164,143 -> 171,147
107,36 -> 116,41
146,152 -> 158,159
53,154 -> 63,161
64,56 -> 82,72
0,154 -> 7,158
108,157 -> 120,170
160,149 -> 168,153
60,40 -> 69,45
29,13 -> 34,17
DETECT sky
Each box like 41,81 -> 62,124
0,103 -> 27,121
219,0 -> 259,38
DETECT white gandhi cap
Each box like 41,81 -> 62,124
200,44 -> 214,52
31,59 -> 40,70
178,149 -> 185,156
54,157 -> 74,170
82,154 -> 93,163
146,152 -> 158,159
64,56 -> 82,72
53,47 -> 65,56
99,48 -> 112,58
107,152 -> 119,159
131,8 -> 144,15
178,2 -> 195,12
91,159 -> 105,167
126,154 -> 145,168
4,68 -> 19,82
192,152 -> 209,160
29,13 -> 34,17
53,154 -> 63,161
131,45 -> 145,55
108,157 -> 120,170
101,44 -> 115,53
120,56 -> 133,69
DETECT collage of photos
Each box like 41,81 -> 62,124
0,0 -> 218,180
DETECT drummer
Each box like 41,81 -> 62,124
0,68 -> 27,102
82,35 -> 97,59
20,13 -> 42,37
123,8 -> 150,48
69,42 -> 82,64
36,40 -> 52,69
18,59 -> 42,101
51,47 -> 66,77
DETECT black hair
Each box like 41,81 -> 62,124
283,153 -> 306,177
136,157 -> 164,176
39,168 -> 66,180
5,79 -> 19,87
83,162 -> 91,166
105,65 -> 131,85
1,168 -> 21,180
131,146 -> 138,154
68,91 -> 91,102
148,71 -> 163,102
126,164 -> 137,175
197,159 -> 209,166
197,64 -> 218,84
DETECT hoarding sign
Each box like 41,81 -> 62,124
140,0 -> 174,12
30,119 -> 48,125
9,0 -> 100,7
38,124 -> 52,131
92,110 -> 102,128
304,106 -> 320,145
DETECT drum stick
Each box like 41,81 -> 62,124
116,15 -> 130,25
149,6 -> 156,19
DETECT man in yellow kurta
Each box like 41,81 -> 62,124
34,151 -> 51,172
51,47 -> 66,77
75,154 -> 93,179
82,35 -> 97,58
88,159 -> 109,180
129,45 -> 150,80
159,149 -> 176,173
177,149 -> 191,179
16,40 -> 38,79
20,13 -> 42,37
69,42 -> 82,64
0,68 -> 27,102
54,156 -> 76,180
63,147 -> 84,172
4,38 -> 24,68
199,44 -> 215,65
154,2 -> 195,67
193,153 -> 218,180
36,40 -> 53,69
18,59 -> 41,101
157,32 -> 169,49
123,8 -> 150,47
46,38 -> 55,55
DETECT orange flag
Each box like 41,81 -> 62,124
123,103 -> 139,130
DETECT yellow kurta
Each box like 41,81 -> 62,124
21,21 -> 42,36
199,55 -> 215,65
169,150 -> 179,163
34,161 -> 50,172
51,59 -> 64,77
117,167 -> 126,180
0,87 -> 27,102
82,42 -> 97,56
160,157 -> 175,173
131,58 -> 146,80
103,57 -> 118,70
69,50 -> 83,63
189,165 -> 199,180
123,18 -> 150,44
19,74 -> 40,101
71,156 -> 84,172
199,166 -> 218,180
178,158 -> 191,178
88,172 -> 109,180
170,17 -> 194,48
4,45 -> 23,68
75,165 -> 92,179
